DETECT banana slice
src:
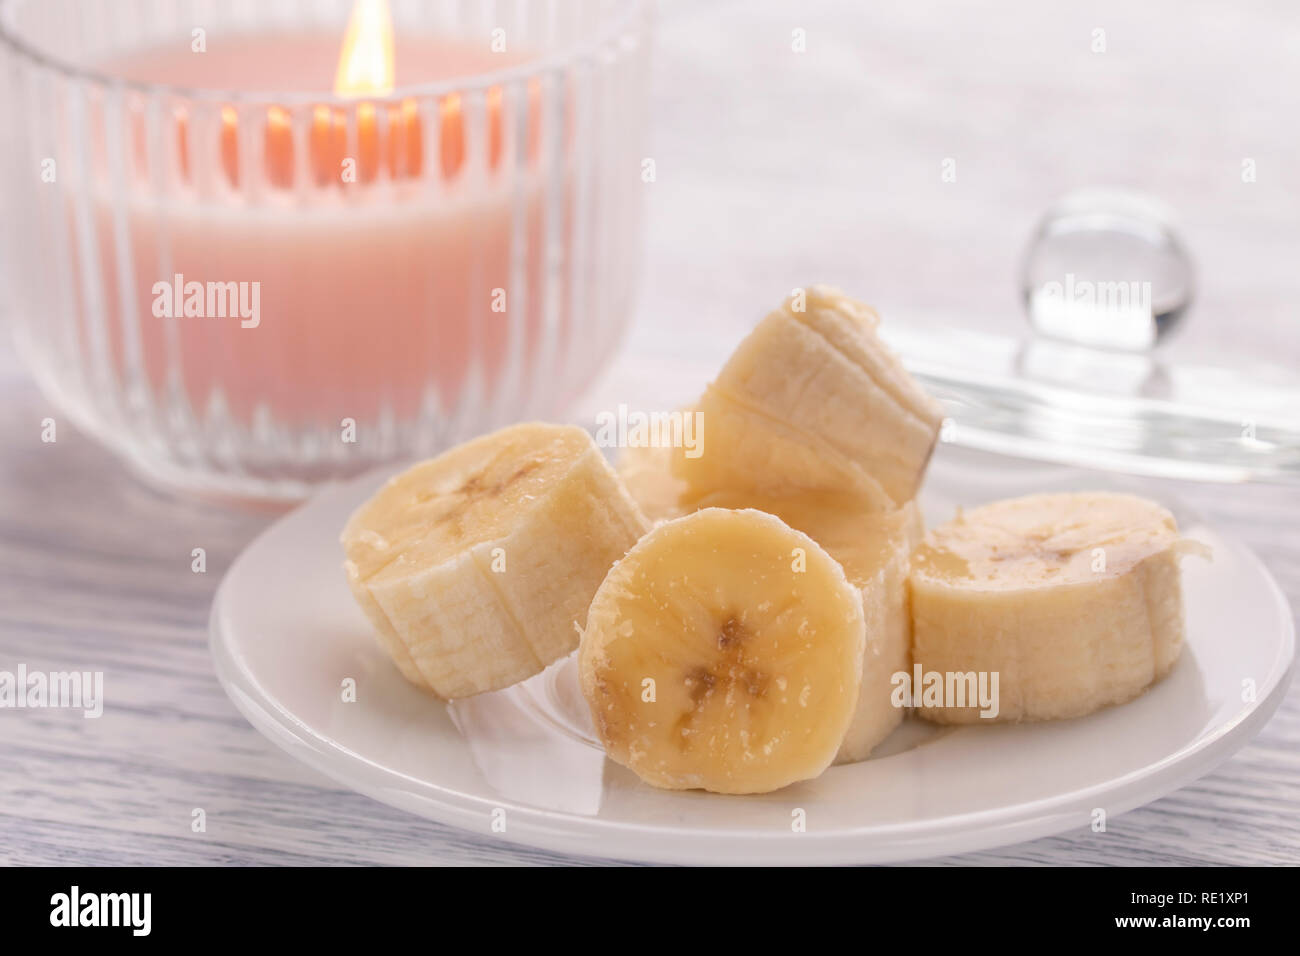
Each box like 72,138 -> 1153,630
342,423 -> 649,699
673,286 -> 943,509
621,440 -> 926,765
827,501 -> 923,764
910,491 -> 1206,723
615,442 -> 690,524
689,490 -> 923,763
579,508 -> 866,794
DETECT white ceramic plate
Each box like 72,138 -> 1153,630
209,448 -> 1295,864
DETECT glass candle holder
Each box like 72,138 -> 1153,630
0,0 -> 651,502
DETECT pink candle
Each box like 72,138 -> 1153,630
80,30 -> 557,428
2,0 -> 650,500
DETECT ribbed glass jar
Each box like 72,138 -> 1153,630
0,0 -> 651,502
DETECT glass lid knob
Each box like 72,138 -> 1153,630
1021,188 -> 1195,351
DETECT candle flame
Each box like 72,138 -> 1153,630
334,0 -> 395,97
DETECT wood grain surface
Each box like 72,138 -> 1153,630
1,0 -> 1297,865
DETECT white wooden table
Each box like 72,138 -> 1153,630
1,0 -> 1297,865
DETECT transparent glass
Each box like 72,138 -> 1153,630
882,187 -> 1299,486
0,0 -> 651,502
1021,188 -> 1195,351
882,322 -> 1300,485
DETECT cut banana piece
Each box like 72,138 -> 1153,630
672,286 -> 943,509
685,491 -> 922,587
910,491 -> 1206,723
580,508 -> 866,794
621,436 -> 926,765
342,423 -> 649,699
690,489 -> 923,763
830,501 -> 923,764
615,442 -> 690,524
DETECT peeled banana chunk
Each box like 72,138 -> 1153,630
579,508 -> 866,794
673,286 -> 944,509
616,442 -> 691,524
342,423 -> 649,699
910,491 -> 1205,724
686,489 -> 923,764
